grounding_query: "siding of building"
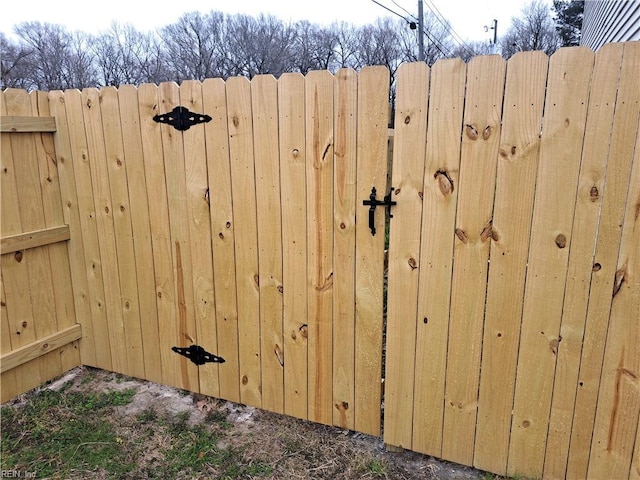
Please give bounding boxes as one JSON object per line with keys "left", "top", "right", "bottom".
{"left": 581, "top": 0, "right": 640, "bottom": 49}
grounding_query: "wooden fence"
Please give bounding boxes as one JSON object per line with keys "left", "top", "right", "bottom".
{"left": 1, "top": 42, "right": 639, "bottom": 479}
{"left": 385, "top": 42, "right": 640, "bottom": 479}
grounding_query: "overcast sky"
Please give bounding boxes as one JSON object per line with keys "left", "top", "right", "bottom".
{"left": 1, "top": 0, "right": 550, "bottom": 44}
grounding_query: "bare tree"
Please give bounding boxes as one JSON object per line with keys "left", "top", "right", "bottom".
{"left": 329, "top": 22, "right": 361, "bottom": 70}
{"left": 450, "top": 40, "right": 495, "bottom": 62}
{"left": 1, "top": 32, "right": 35, "bottom": 89}
{"left": 500, "top": 0, "right": 561, "bottom": 58}
{"left": 92, "top": 23, "right": 166, "bottom": 86}
{"left": 291, "top": 21, "right": 336, "bottom": 74}
{"left": 225, "top": 14, "right": 297, "bottom": 78}
{"left": 12, "top": 22, "right": 96, "bottom": 90}
{"left": 160, "top": 11, "right": 228, "bottom": 82}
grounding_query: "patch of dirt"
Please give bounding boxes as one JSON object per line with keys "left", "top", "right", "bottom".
{"left": 5, "top": 366, "right": 492, "bottom": 479}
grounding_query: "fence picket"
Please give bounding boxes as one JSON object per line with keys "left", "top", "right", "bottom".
{"left": 180, "top": 80, "right": 219, "bottom": 397}
{"left": 118, "top": 84, "right": 163, "bottom": 385}
{"left": 227, "top": 77, "right": 262, "bottom": 408}
{"left": 585, "top": 41, "right": 640, "bottom": 480}
{"left": 99, "top": 86, "right": 146, "bottom": 380}
{"left": 279, "top": 73, "right": 309, "bottom": 420}
{"left": 473, "top": 51, "right": 548, "bottom": 475}
{"left": 384, "top": 61, "right": 430, "bottom": 450}
{"left": 441, "top": 55, "right": 506, "bottom": 466}
{"left": 253, "top": 74, "right": 285, "bottom": 414}
{"left": 333, "top": 68, "right": 358, "bottom": 431}
{"left": 508, "top": 47, "right": 595, "bottom": 477}
{"left": 353, "top": 65, "right": 389, "bottom": 436}
{"left": 411, "top": 58, "right": 466, "bottom": 458}
{"left": 202, "top": 78, "right": 241, "bottom": 403}
{"left": 305, "top": 70, "right": 335, "bottom": 425}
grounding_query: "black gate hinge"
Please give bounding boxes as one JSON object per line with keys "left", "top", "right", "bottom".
{"left": 172, "top": 344, "right": 225, "bottom": 365}
{"left": 153, "top": 106, "right": 212, "bottom": 131}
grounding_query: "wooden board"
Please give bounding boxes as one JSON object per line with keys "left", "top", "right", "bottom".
{"left": 384, "top": 62, "right": 429, "bottom": 449}
{"left": 545, "top": 42, "right": 627, "bottom": 479}
{"left": 226, "top": 76, "right": 262, "bottom": 408}
{"left": 585, "top": 42, "right": 640, "bottom": 480}
{"left": 0, "top": 115, "right": 56, "bottom": 132}
{"left": 278, "top": 73, "right": 309, "bottom": 420}
{"left": 202, "top": 77, "right": 241, "bottom": 403}
{"left": 99, "top": 86, "right": 145, "bottom": 380}
{"left": 306, "top": 70, "right": 335, "bottom": 425}
{"left": 441, "top": 55, "right": 506, "bottom": 466}
{"left": 81, "top": 88, "right": 127, "bottom": 375}
{"left": 180, "top": 80, "right": 219, "bottom": 397}
{"left": 473, "top": 51, "right": 548, "bottom": 475}
{"left": 157, "top": 81, "right": 199, "bottom": 393}
{"left": 29, "top": 90, "right": 77, "bottom": 362}
{"left": 137, "top": 83, "right": 179, "bottom": 388}
{"left": 0, "top": 324, "right": 82, "bottom": 373}
{"left": 5, "top": 89, "right": 59, "bottom": 385}
{"left": 353, "top": 65, "right": 389, "bottom": 436}
{"left": 1, "top": 226, "right": 70, "bottom": 254}
{"left": 252, "top": 74, "right": 285, "bottom": 414}
{"left": 507, "top": 47, "right": 595, "bottom": 477}
{"left": 411, "top": 57, "right": 466, "bottom": 458}
{"left": 333, "top": 68, "right": 357, "bottom": 431}
{"left": 48, "top": 89, "right": 95, "bottom": 368}
{"left": 117, "top": 84, "right": 163, "bottom": 385}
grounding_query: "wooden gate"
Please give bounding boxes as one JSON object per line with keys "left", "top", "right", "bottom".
{"left": 383, "top": 43, "right": 640, "bottom": 479}
{"left": 27, "top": 66, "right": 391, "bottom": 436}
{"left": 1, "top": 91, "right": 82, "bottom": 402}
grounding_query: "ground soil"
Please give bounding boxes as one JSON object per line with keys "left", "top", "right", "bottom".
{"left": 3, "top": 366, "right": 495, "bottom": 479}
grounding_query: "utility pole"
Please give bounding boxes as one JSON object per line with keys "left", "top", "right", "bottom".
{"left": 489, "top": 19, "right": 497, "bottom": 53}
{"left": 418, "top": 0, "right": 424, "bottom": 61}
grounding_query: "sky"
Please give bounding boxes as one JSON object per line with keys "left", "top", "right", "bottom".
{"left": 0, "top": 0, "right": 550, "bottom": 44}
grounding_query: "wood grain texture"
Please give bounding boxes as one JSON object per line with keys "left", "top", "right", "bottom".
{"left": 353, "top": 65, "right": 389, "bottom": 436}
{"left": 118, "top": 84, "right": 163, "bottom": 385}
{"left": 227, "top": 77, "right": 262, "bottom": 408}
{"left": 508, "top": 47, "right": 595, "bottom": 478}
{"left": 180, "top": 80, "right": 219, "bottom": 397}
{"left": 203, "top": 78, "right": 241, "bottom": 403}
{"left": 253, "top": 74, "right": 284, "bottom": 414}
{"left": 384, "top": 62, "right": 429, "bottom": 450}
{"left": 0, "top": 115, "right": 56, "bottom": 132}
{"left": 278, "top": 73, "right": 309, "bottom": 420}
{"left": 473, "top": 51, "right": 547, "bottom": 475}
{"left": 411, "top": 57, "right": 466, "bottom": 459}
{"left": 306, "top": 70, "right": 335, "bottom": 426}
{"left": 333, "top": 68, "right": 357, "bottom": 431}
{"left": 586, "top": 41, "right": 640, "bottom": 480}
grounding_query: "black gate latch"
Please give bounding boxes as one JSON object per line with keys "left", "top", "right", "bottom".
{"left": 172, "top": 345, "right": 225, "bottom": 366}
{"left": 362, "top": 186, "right": 396, "bottom": 236}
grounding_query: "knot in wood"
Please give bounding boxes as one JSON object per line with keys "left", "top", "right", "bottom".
{"left": 555, "top": 234, "right": 567, "bottom": 249}
{"left": 465, "top": 124, "right": 478, "bottom": 140}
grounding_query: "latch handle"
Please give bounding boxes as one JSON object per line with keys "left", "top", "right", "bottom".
{"left": 362, "top": 186, "right": 396, "bottom": 236}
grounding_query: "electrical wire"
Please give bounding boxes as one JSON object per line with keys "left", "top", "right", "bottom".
{"left": 370, "top": 0, "right": 450, "bottom": 58}
{"left": 422, "top": 0, "right": 476, "bottom": 55}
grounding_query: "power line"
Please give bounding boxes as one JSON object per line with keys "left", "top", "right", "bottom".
{"left": 370, "top": 0, "right": 413, "bottom": 23}
{"left": 370, "top": 0, "right": 450, "bottom": 58}
{"left": 422, "top": 0, "right": 476, "bottom": 56}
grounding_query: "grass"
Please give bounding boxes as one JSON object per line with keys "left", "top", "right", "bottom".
{"left": 1, "top": 367, "right": 496, "bottom": 479}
